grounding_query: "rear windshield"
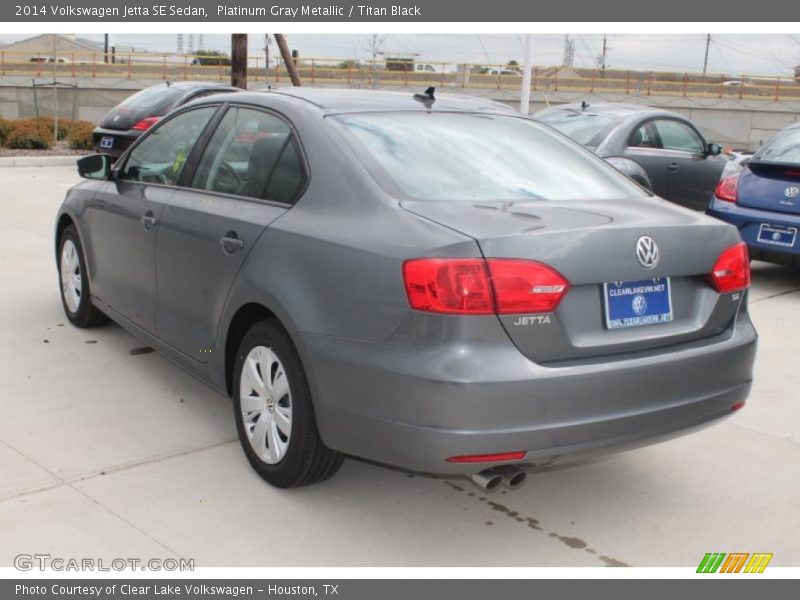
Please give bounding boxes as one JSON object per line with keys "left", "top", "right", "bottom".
{"left": 536, "top": 109, "right": 621, "bottom": 147}
{"left": 119, "top": 85, "right": 185, "bottom": 111}
{"left": 336, "top": 112, "right": 645, "bottom": 202}
{"left": 753, "top": 127, "right": 800, "bottom": 165}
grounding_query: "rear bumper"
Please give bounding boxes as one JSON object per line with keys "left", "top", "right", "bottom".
{"left": 302, "top": 310, "right": 757, "bottom": 474}
{"left": 708, "top": 198, "right": 800, "bottom": 264}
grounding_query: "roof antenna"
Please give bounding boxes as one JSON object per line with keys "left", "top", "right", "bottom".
{"left": 581, "top": 100, "right": 589, "bottom": 111}
{"left": 413, "top": 86, "right": 436, "bottom": 108}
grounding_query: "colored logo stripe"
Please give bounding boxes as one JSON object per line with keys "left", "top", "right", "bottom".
{"left": 697, "top": 552, "right": 773, "bottom": 573}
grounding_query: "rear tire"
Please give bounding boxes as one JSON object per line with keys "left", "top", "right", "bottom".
{"left": 58, "top": 225, "right": 109, "bottom": 328}
{"left": 233, "top": 319, "right": 343, "bottom": 488}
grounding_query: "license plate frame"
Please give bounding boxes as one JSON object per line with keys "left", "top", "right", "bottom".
{"left": 757, "top": 223, "right": 797, "bottom": 248}
{"left": 99, "top": 136, "right": 114, "bottom": 150}
{"left": 604, "top": 277, "right": 673, "bottom": 330}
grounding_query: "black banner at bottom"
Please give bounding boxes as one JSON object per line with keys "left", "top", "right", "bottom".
{"left": 3, "top": 579, "right": 797, "bottom": 600}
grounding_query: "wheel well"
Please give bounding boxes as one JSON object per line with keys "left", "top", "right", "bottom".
{"left": 55, "top": 214, "right": 75, "bottom": 258}
{"left": 225, "top": 303, "right": 277, "bottom": 395}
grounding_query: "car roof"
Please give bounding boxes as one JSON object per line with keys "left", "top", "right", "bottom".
{"left": 259, "top": 87, "right": 520, "bottom": 116}
{"left": 541, "top": 102, "right": 681, "bottom": 119}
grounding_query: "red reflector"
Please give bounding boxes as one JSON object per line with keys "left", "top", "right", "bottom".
{"left": 731, "top": 401, "right": 746, "bottom": 412}
{"left": 714, "top": 174, "right": 739, "bottom": 203}
{"left": 446, "top": 451, "right": 526, "bottom": 464}
{"left": 402, "top": 258, "right": 570, "bottom": 316}
{"left": 487, "top": 259, "right": 570, "bottom": 314}
{"left": 131, "top": 116, "right": 161, "bottom": 131}
{"left": 403, "top": 259, "right": 494, "bottom": 315}
{"left": 706, "top": 242, "right": 750, "bottom": 293}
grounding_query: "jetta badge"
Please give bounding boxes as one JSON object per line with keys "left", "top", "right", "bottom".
{"left": 785, "top": 186, "right": 800, "bottom": 198}
{"left": 636, "top": 236, "right": 659, "bottom": 269}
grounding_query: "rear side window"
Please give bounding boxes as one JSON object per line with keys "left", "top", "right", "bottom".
{"left": 119, "top": 107, "right": 216, "bottom": 185}
{"left": 754, "top": 127, "right": 800, "bottom": 165}
{"left": 337, "top": 112, "right": 644, "bottom": 202}
{"left": 190, "top": 106, "right": 305, "bottom": 203}
{"left": 536, "top": 109, "right": 620, "bottom": 147}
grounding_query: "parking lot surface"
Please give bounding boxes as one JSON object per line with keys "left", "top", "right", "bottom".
{"left": 1, "top": 165, "right": 799, "bottom": 567}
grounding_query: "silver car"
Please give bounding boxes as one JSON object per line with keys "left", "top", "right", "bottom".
{"left": 56, "top": 89, "right": 757, "bottom": 489}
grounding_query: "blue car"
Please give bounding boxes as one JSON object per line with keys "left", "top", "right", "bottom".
{"left": 708, "top": 123, "right": 800, "bottom": 266}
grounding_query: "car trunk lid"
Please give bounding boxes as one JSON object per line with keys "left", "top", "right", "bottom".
{"left": 736, "top": 161, "right": 800, "bottom": 216}
{"left": 401, "top": 198, "right": 743, "bottom": 363}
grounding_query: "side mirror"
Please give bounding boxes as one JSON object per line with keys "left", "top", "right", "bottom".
{"left": 707, "top": 143, "right": 722, "bottom": 157}
{"left": 77, "top": 154, "right": 111, "bottom": 180}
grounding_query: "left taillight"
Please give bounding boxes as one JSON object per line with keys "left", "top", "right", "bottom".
{"left": 131, "top": 116, "right": 161, "bottom": 131}
{"left": 706, "top": 242, "right": 750, "bottom": 293}
{"left": 714, "top": 174, "right": 739, "bottom": 203}
{"left": 402, "top": 258, "right": 570, "bottom": 316}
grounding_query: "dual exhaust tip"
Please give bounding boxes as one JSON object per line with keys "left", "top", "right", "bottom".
{"left": 470, "top": 465, "right": 527, "bottom": 492}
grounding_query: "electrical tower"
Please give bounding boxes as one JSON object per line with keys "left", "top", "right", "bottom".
{"left": 177, "top": 34, "right": 184, "bottom": 53}
{"left": 562, "top": 35, "right": 575, "bottom": 67}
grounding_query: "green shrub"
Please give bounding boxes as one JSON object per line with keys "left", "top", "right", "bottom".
{"left": 5, "top": 121, "right": 52, "bottom": 150}
{"left": 66, "top": 120, "right": 95, "bottom": 150}
{"left": 0, "top": 118, "right": 13, "bottom": 147}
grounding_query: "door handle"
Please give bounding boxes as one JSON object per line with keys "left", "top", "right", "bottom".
{"left": 220, "top": 233, "right": 244, "bottom": 255}
{"left": 140, "top": 213, "right": 157, "bottom": 230}
{"left": 667, "top": 162, "right": 679, "bottom": 171}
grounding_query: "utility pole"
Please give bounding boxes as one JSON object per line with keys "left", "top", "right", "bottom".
{"left": 274, "top": 34, "right": 301, "bottom": 86}
{"left": 601, "top": 35, "right": 608, "bottom": 78}
{"left": 702, "top": 34, "right": 711, "bottom": 76}
{"left": 231, "top": 34, "right": 248, "bottom": 89}
{"left": 104, "top": 34, "right": 109, "bottom": 63}
{"left": 520, "top": 34, "right": 533, "bottom": 115}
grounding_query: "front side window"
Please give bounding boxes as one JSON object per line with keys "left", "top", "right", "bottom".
{"left": 337, "top": 112, "right": 645, "bottom": 202}
{"left": 190, "top": 106, "right": 305, "bottom": 203}
{"left": 119, "top": 107, "right": 216, "bottom": 185}
{"left": 652, "top": 119, "right": 705, "bottom": 154}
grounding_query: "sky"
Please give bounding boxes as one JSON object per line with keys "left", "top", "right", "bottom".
{"left": 1, "top": 33, "right": 800, "bottom": 76}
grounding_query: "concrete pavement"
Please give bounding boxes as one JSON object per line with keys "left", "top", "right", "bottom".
{"left": 0, "top": 166, "right": 798, "bottom": 567}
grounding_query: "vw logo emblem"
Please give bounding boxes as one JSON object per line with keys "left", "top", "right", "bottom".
{"left": 632, "top": 295, "right": 648, "bottom": 316}
{"left": 785, "top": 186, "right": 800, "bottom": 198}
{"left": 636, "top": 236, "right": 659, "bottom": 269}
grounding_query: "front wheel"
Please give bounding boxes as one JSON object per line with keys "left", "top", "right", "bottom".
{"left": 233, "top": 319, "right": 343, "bottom": 488}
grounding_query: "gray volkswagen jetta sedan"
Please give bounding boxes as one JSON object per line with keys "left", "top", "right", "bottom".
{"left": 56, "top": 88, "right": 757, "bottom": 489}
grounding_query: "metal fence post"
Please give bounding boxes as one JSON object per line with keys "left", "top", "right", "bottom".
{"left": 775, "top": 77, "right": 781, "bottom": 102}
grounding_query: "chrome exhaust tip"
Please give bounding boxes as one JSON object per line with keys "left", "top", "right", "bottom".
{"left": 494, "top": 465, "right": 527, "bottom": 489}
{"left": 469, "top": 468, "right": 504, "bottom": 492}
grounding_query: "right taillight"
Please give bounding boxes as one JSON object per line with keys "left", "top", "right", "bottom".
{"left": 714, "top": 174, "right": 739, "bottom": 203}
{"left": 402, "top": 258, "right": 569, "bottom": 315}
{"left": 706, "top": 242, "right": 750, "bottom": 293}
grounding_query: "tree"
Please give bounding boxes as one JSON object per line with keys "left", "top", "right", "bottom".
{"left": 192, "top": 49, "right": 231, "bottom": 66}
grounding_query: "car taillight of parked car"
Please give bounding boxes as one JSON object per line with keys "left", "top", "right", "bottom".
{"left": 706, "top": 242, "right": 750, "bottom": 293}
{"left": 402, "top": 258, "right": 570, "bottom": 315}
{"left": 131, "top": 116, "right": 162, "bottom": 131}
{"left": 714, "top": 174, "right": 740, "bottom": 203}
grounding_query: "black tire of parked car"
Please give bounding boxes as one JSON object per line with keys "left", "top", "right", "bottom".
{"left": 233, "top": 319, "right": 344, "bottom": 487}
{"left": 58, "top": 225, "right": 110, "bottom": 328}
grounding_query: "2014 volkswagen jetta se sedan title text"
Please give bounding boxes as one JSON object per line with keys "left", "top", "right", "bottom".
{"left": 55, "top": 89, "right": 757, "bottom": 489}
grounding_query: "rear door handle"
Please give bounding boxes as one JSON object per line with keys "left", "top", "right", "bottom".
{"left": 140, "top": 213, "right": 157, "bottom": 230}
{"left": 220, "top": 233, "right": 244, "bottom": 255}
{"left": 667, "top": 162, "right": 679, "bottom": 171}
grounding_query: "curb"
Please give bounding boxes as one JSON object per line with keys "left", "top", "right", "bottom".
{"left": 0, "top": 156, "right": 80, "bottom": 168}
